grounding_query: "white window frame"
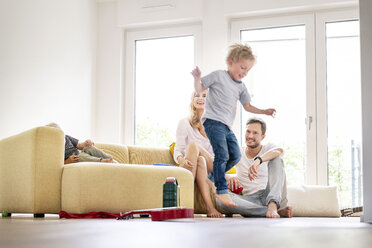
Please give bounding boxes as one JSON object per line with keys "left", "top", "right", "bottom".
{"left": 230, "top": 13, "right": 317, "bottom": 184}
{"left": 315, "top": 8, "right": 359, "bottom": 185}
{"left": 123, "top": 25, "right": 202, "bottom": 145}
{"left": 230, "top": 8, "right": 359, "bottom": 185}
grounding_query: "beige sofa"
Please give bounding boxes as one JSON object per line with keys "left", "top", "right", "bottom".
{"left": 0, "top": 126, "right": 342, "bottom": 217}
{"left": 0, "top": 126, "right": 207, "bottom": 215}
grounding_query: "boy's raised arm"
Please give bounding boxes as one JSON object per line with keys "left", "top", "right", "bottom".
{"left": 191, "top": 66, "right": 206, "bottom": 93}
{"left": 243, "top": 102, "right": 276, "bottom": 117}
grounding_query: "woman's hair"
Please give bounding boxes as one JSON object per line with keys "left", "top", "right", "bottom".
{"left": 226, "top": 43, "right": 256, "bottom": 64}
{"left": 188, "top": 92, "right": 201, "bottom": 129}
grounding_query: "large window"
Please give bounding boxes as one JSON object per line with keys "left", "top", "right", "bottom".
{"left": 134, "top": 36, "right": 194, "bottom": 146}
{"left": 240, "top": 25, "right": 307, "bottom": 186}
{"left": 325, "top": 20, "right": 361, "bottom": 208}
{"left": 232, "top": 14, "right": 316, "bottom": 185}
{"left": 125, "top": 26, "right": 201, "bottom": 147}
{"left": 232, "top": 9, "right": 361, "bottom": 208}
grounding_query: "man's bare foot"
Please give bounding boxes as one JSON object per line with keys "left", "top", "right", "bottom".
{"left": 266, "top": 201, "right": 280, "bottom": 218}
{"left": 206, "top": 207, "right": 224, "bottom": 218}
{"left": 215, "top": 193, "right": 237, "bottom": 207}
{"left": 278, "top": 206, "right": 293, "bottom": 218}
{"left": 101, "top": 158, "right": 113, "bottom": 163}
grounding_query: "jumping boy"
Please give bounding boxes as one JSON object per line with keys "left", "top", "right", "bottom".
{"left": 191, "top": 43, "right": 276, "bottom": 207}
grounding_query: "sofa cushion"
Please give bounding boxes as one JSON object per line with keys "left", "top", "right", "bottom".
{"left": 96, "top": 143, "right": 129, "bottom": 164}
{"left": 61, "top": 163, "right": 194, "bottom": 213}
{"left": 287, "top": 185, "right": 341, "bottom": 217}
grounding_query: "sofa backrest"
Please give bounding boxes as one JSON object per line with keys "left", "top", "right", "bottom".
{"left": 127, "top": 146, "right": 176, "bottom": 165}
{"left": 96, "top": 143, "right": 130, "bottom": 164}
{"left": 96, "top": 144, "right": 176, "bottom": 166}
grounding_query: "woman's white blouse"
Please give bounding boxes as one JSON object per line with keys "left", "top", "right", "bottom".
{"left": 173, "top": 118, "right": 214, "bottom": 163}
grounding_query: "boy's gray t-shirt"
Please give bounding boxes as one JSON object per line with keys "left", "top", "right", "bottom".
{"left": 201, "top": 70, "right": 251, "bottom": 129}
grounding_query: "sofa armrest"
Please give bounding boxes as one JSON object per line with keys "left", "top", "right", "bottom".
{"left": 0, "top": 126, "right": 65, "bottom": 214}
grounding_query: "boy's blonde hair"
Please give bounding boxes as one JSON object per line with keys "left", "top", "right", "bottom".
{"left": 226, "top": 43, "right": 255, "bottom": 64}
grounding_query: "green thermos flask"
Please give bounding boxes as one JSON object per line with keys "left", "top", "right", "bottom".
{"left": 163, "top": 177, "right": 179, "bottom": 208}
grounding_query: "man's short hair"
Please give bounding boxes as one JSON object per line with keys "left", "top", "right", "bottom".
{"left": 246, "top": 118, "right": 266, "bottom": 135}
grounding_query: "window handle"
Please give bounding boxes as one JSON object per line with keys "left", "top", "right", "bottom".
{"left": 306, "top": 116, "right": 313, "bottom": 131}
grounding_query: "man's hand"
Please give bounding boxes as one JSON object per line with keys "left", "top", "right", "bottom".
{"left": 226, "top": 175, "right": 241, "bottom": 191}
{"left": 64, "top": 154, "right": 79, "bottom": 164}
{"left": 248, "top": 159, "right": 261, "bottom": 181}
{"left": 191, "top": 66, "right": 201, "bottom": 80}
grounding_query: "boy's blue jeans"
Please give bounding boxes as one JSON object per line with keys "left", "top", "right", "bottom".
{"left": 203, "top": 118, "right": 241, "bottom": 194}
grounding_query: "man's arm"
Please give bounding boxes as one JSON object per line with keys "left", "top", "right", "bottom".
{"left": 260, "top": 148, "right": 283, "bottom": 162}
{"left": 243, "top": 102, "right": 276, "bottom": 117}
{"left": 191, "top": 66, "right": 206, "bottom": 93}
{"left": 248, "top": 147, "right": 283, "bottom": 181}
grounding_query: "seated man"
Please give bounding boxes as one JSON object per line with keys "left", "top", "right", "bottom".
{"left": 217, "top": 117, "right": 292, "bottom": 218}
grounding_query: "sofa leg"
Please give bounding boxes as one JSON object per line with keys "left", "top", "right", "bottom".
{"left": 2, "top": 212, "right": 11, "bottom": 217}
{"left": 34, "top": 213, "right": 45, "bottom": 218}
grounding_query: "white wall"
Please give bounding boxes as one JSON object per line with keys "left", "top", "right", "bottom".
{"left": 360, "top": 0, "right": 372, "bottom": 223}
{"left": 117, "top": 0, "right": 203, "bottom": 28}
{"left": 0, "top": 0, "right": 97, "bottom": 140}
{"left": 95, "top": 1, "right": 122, "bottom": 143}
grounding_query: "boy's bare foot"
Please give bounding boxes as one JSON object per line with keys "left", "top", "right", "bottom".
{"left": 278, "top": 206, "right": 293, "bottom": 218}
{"left": 215, "top": 193, "right": 237, "bottom": 207}
{"left": 266, "top": 201, "right": 280, "bottom": 218}
{"left": 207, "top": 207, "right": 224, "bottom": 218}
{"left": 101, "top": 158, "right": 113, "bottom": 163}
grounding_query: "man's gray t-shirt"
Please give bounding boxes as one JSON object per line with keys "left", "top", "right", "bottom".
{"left": 201, "top": 70, "right": 251, "bottom": 129}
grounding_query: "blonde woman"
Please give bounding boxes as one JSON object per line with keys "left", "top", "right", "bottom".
{"left": 174, "top": 90, "right": 223, "bottom": 218}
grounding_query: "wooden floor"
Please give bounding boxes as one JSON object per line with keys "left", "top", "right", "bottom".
{"left": 1, "top": 214, "right": 372, "bottom": 248}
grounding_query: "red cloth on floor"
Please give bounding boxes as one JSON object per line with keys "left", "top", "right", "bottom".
{"left": 59, "top": 211, "right": 120, "bottom": 219}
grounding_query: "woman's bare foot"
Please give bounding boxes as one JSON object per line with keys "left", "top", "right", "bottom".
{"left": 215, "top": 193, "right": 237, "bottom": 207}
{"left": 206, "top": 207, "right": 224, "bottom": 218}
{"left": 266, "top": 201, "right": 280, "bottom": 218}
{"left": 278, "top": 206, "right": 293, "bottom": 218}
